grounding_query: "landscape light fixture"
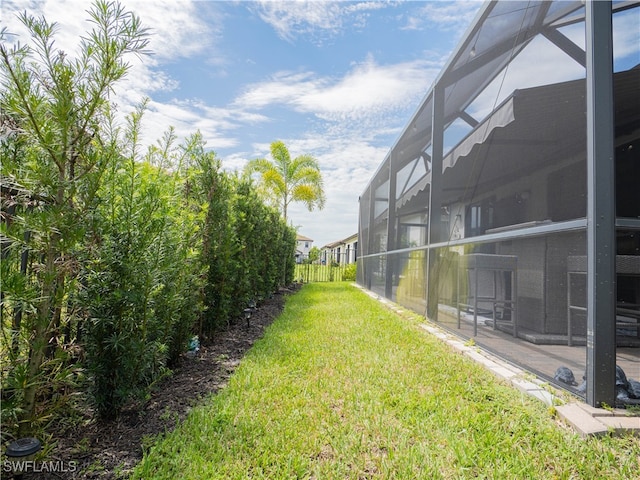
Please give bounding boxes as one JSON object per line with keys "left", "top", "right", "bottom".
{"left": 5, "top": 437, "right": 41, "bottom": 478}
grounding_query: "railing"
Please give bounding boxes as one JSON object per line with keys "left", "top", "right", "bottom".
{"left": 294, "top": 263, "right": 351, "bottom": 283}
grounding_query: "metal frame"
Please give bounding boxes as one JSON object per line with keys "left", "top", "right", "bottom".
{"left": 358, "top": 0, "right": 639, "bottom": 408}
{"left": 585, "top": 0, "right": 616, "bottom": 408}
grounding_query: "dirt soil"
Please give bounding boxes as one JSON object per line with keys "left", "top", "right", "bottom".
{"left": 21, "top": 286, "right": 298, "bottom": 480}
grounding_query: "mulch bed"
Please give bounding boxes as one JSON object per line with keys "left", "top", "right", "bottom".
{"left": 20, "top": 286, "right": 298, "bottom": 480}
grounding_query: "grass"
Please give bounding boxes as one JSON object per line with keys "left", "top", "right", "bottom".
{"left": 132, "top": 283, "right": 640, "bottom": 479}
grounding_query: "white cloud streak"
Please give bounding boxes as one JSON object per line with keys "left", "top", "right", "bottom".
{"left": 402, "top": 0, "right": 482, "bottom": 33}
{"left": 251, "top": 0, "right": 389, "bottom": 44}
{"left": 234, "top": 55, "right": 440, "bottom": 124}
{"left": 2, "top": 0, "right": 216, "bottom": 61}
{"left": 2, "top": 0, "right": 235, "bottom": 147}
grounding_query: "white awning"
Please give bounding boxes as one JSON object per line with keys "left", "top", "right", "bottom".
{"left": 443, "top": 97, "right": 516, "bottom": 172}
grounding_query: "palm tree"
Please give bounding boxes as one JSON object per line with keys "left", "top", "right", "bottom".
{"left": 245, "top": 140, "right": 325, "bottom": 221}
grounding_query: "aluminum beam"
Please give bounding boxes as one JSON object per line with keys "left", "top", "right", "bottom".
{"left": 585, "top": 0, "right": 616, "bottom": 408}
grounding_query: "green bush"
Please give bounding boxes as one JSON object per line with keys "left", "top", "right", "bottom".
{"left": 343, "top": 263, "right": 357, "bottom": 281}
{"left": 1, "top": 0, "right": 151, "bottom": 434}
{"left": 0, "top": 0, "right": 298, "bottom": 432}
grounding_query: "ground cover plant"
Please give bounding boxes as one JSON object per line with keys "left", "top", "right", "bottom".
{"left": 133, "top": 283, "right": 640, "bottom": 479}
{"left": 37, "top": 289, "right": 294, "bottom": 479}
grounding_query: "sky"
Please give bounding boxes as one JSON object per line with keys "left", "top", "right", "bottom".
{"left": 3, "top": 1, "right": 638, "bottom": 248}
{"left": 2, "top": 0, "right": 486, "bottom": 247}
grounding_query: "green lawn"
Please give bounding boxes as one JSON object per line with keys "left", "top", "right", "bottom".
{"left": 132, "top": 283, "right": 640, "bottom": 479}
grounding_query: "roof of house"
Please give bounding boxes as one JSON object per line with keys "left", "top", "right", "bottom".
{"left": 296, "top": 234, "right": 313, "bottom": 242}
{"left": 321, "top": 233, "right": 358, "bottom": 249}
{"left": 341, "top": 232, "right": 358, "bottom": 244}
{"left": 322, "top": 240, "right": 342, "bottom": 249}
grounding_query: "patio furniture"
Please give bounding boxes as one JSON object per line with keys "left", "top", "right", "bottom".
{"left": 457, "top": 254, "right": 518, "bottom": 337}
{"left": 567, "top": 255, "right": 640, "bottom": 346}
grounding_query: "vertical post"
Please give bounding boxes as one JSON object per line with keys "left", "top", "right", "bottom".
{"left": 367, "top": 186, "right": 375, "bottom": 289}
{"left": 427, "top": 88, "right": 445, "bottom": 320}
{"left": 585, "top": 0, "right": 616, "bottom": 408}
{"left": 385, "top": 157, "right": 397, "bottom": 299}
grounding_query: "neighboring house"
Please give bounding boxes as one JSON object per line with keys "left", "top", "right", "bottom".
{"left": 321, "top": 233, "right": 358, "bottom": 265}
{"left": 295, "top": 234, "right": 313, "bottom": 263}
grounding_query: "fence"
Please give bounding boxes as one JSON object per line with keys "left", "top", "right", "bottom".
{"left": 294, "top": 263, "right": 351, "bottom": 283}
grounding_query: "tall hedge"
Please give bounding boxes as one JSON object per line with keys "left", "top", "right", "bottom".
{"left": 1, "top": 1, "right": 297, "bottom": 430}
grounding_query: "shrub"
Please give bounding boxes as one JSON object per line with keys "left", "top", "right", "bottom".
{"left": 343, "top": 263, "right": 357, "bottom": 281}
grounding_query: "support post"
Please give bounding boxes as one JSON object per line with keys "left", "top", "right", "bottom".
{"left": 585, "top": 0, "right": 616, "bottom": 408}
{"left": 366, "top": 186, "right": 375, "bottom": 290}
{"left": 427, "top": 88, "right": 445, "bottom": 321}
{"left": 385, "top": 157, "right": 397, "bottom": 299}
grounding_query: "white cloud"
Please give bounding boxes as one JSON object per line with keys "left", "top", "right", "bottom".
{"left": 234, "top": 55, "right": 439, "bottom": 126}
{"left": 3, "top": 0, "right": 89, "bottom": 57}
{"left": 5, "top": 0, "right": 636, "bottom": 250}
{"left": 3, "top": 0, "right": 240, "bottom": 151}
{"left": 2, "top": 1, "right": 220, "bottom": 98}
{"left": 613, "top": 9, "right": 640, "bottom": 62}
{"left": 127, "top": 97, "right": 272, "bottom": 153}
{"left": 125, "top": 1, "right": 219, "bottom": 61}
{"left": 288, "top": 147, "right": 387, "bottom": 247}
{"left": 404, "top": 0, "right": 483, "bottom": 33}
{"left": 299, "top": 56, "right": 438, "bottom": 121}
{"left": 252, "top": 1, "right": 342, "bottom": 41}
{"left": 233, "top": 71, "right": 321, "bottom": 109}
{"left": 3, "top": 0, "right": 437, "bottom": 168}
{"left": 2, "top": 0, "right": 217, "bottom": 61}
{"left": 251, "top": 0, "right": 388, "bottom": 44}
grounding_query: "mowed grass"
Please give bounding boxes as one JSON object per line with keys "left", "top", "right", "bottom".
{"left": 132, "top": 283, "right": 640, "bottom": 479}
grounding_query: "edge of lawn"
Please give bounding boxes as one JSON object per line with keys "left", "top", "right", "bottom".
{"left": 130, "top": 282, "right": 640, "bottom": 480}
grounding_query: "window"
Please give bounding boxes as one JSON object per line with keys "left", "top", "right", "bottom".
{"left": 466, "top": 200, "right": 494, "bottom": 237}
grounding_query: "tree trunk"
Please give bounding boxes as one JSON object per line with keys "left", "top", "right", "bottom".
{"left": 19, "top": 238, "right": 62, "bottom": 436}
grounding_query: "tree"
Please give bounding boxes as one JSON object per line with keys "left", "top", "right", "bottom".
{"left": 307, "top": 246, "right": 321, "bottom": 264}
{"left": 244, "top": 140, "right": 326, "bottom": 221}
{"left": 0, "top": 0, "right": 149, "bottom": 434}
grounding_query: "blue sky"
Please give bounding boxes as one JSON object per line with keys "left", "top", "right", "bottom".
{"left": 3, "top": 0, "right": 485, "bottom": 247}
{"left": 5, "top": 1, "right": 637, "bottom": 248}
